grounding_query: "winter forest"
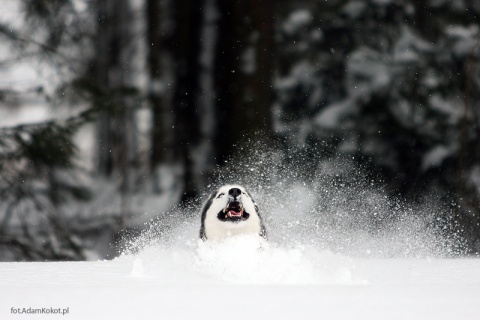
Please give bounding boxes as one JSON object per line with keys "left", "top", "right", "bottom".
{"left": 0, "top": 0, "right": 479, "bottom": 261}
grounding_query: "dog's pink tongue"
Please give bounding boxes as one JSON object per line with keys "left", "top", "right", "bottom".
{"left": 229, "top": 209, "right": 242, "bottom": 217}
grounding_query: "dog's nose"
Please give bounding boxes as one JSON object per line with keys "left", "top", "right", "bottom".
{"left": 228, "top": 188, "right": 241, "bottom": 199}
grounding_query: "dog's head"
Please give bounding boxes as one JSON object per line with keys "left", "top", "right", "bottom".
{"left": 208, "top": 185, "right": 258, "bottom": 222}
{"left": 200, "top": 184, "right": 265, "bottom": 240}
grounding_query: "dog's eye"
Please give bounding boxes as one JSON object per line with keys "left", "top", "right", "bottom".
{"left": 216, "top": 193, "right": 225, "bottom": 198}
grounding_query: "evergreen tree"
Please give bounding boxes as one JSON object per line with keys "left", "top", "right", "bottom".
{"left": 0, "top": 0, "right": 94, "bottom": 260}
{"left": 276, "top": 0, "right": 480, "bottom": 252}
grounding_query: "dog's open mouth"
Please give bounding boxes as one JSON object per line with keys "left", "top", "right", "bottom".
{"left": 217, "top": 201, "right": 250, "bottom": 222}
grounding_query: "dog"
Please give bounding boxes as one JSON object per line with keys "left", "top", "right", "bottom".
{"left": 199, "top": 185, "right": 267, "bottom": 241}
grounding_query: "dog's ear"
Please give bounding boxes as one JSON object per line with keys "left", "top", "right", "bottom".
{"left": 245, "top": 191, "right": 259, "bottom": 212}
{"left": 199, "top": 191, "right": 217, "bottom": 240}
{"left": 244, "top": 190, "right": 266, "bottom": 239}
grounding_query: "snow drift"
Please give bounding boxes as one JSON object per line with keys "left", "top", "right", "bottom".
{"left": 1, "top": 144, "right": 478, "bottom": 320}
{"left": 120, "top": 142, "right": 465, "bottom": 285}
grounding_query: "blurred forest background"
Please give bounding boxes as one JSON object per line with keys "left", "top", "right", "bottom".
{"left": 0, "top": 0, "right": 479, "bottom": 261}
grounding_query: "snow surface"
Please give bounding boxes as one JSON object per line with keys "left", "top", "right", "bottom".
{"left": 1, "top": 237, "right": 480, "bottom": 320}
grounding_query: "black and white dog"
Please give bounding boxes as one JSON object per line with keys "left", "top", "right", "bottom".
{"left": 199, "top": 185, "right": 267, "bottom": 241}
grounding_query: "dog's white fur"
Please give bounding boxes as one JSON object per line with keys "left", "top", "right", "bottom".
{"left": 200, "top": 184, "right": 266, "bottom": 241}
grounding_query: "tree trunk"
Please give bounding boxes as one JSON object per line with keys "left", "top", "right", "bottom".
{"left": 214, "top": 0, "right": 275, "bottom": 164}
{"left": 146, "top": 0, "right": 177, "bottom": 193}
{"left": 94, "top": 0, "right": 133, "bottom": 177}
{"left": 172, "top": 0, "right": 204, "bottom": 201}
{"left": 147, "top": 0, "right": 175, "bottom": 171}
{"left": 93, "top": 0, "right": 135, "bottom": 229}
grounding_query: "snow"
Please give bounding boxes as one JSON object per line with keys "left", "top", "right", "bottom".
{"left": 468, "top": 166, "right": 480, "bottom": 196}
{"left": 0, "top": 125, "right": 478, "bottom": 319}
{"left": 1, "top": 239, "right": 480, "bottom": 320}
{"left": 283, "top": 9, "right": 313, "bottom": 35}
{"left": 2, "top": 144, "right": 474, "bottom": 318}
{"left": 428, "top": 94, "right": 463, "bottom": 121}
{"left": 342, "top": 1, "right": 367, "bottom": 19}
{"left": 2, "top": 147, "right": 477, "bottom": 318}
{"left": 2, "top": 4, "right": 480, "bottom": 316}
{"left": 422, "top": 145, "right": 455, "bottom": 171}
{"left": 315, "top": 98, "right": 356, "bottom": 130}
{"left": 348, "top": 47, "right": 392, "bottom": 94}
{"left": 391, "top": 26, "right": 434, "bottom": 65}
{"left": 445, "top": 25, "right": 479, "bottom": 56}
